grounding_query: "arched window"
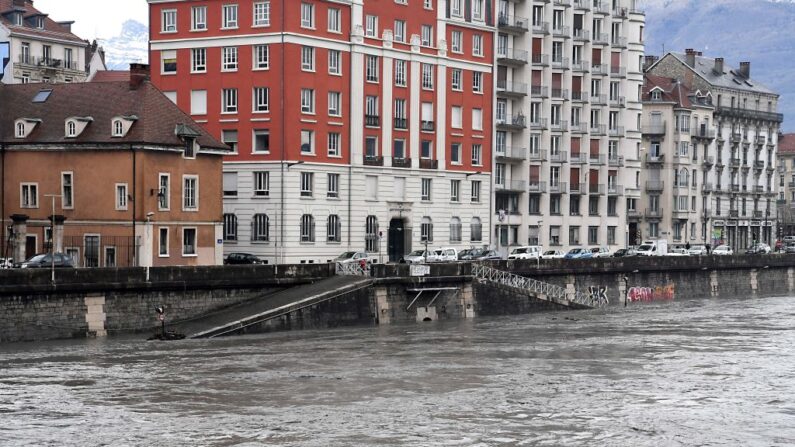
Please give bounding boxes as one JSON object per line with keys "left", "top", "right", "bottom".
{"left": 680, "top": 168, "right": 689, "bottom": 187}
{"left": 449, "top": 217, "right": 462, "bottom": 242}
{"left": 365, "top": 215, "right": 378, "bottom": 252}
{"left": 66, "top": 120, "right": 77, "bottom": 137}
{"left": 470, "top": 217, "right": 482, "bottom": 242}
{"left": 420, "top": 216, "right": 433, "bottom": 242}
{"left": 252, "top": 213, "right": 269, "bottom": 242}
{"left": 15, "top": 122, "right": 25, "bottom": 138}
{"left": 327, "top": 214, "right": 341, "bottom": 242}
{"left": 223, "top": 213, "right": 238, "bottom": 241}
{"left": 112, "top": 119, "right": 124, "bottom": 137}
{"left": 300, "top": 214, "right": 315, "bottom": 242}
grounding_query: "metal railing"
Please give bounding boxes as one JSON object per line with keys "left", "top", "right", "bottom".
{"left": 472, "top": 264, "right": 599, "bottom": 308}
{"left": 335, "top": 262, "right": 370, "bottom": 276}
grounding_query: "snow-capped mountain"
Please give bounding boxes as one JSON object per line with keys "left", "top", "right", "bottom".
{"left": 100, "top": 20, "right": 148, "bottom": 70}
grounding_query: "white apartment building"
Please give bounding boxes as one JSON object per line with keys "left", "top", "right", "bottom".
{"left": 493, "top": 0, "right": 645, "bottom": 256}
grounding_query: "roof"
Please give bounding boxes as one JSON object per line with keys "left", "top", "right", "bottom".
{"left": 0, "top": 80, "right": 228, "bottom": 151}
{"left": 642, "top": 73, "right": 713, "bottom": 109}
{"left": 665, "top": 52, "right": 777, "bottom": 96}
{"left": 90, "top": 70, "right": 129, "bottom": 83}
{"left": 0, "top": 0, "right": 86, "bottom": 45}
{"left": 779, "top": 134, "right": 795, "bottom": 155}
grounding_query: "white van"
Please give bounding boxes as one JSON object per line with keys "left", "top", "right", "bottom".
{"left": 426, "top": 247, "right": 459, "bottom": 262}
{"left": 636, "top": 240, "right": 668, "bottom": 256}
{"left": 507, "top": 246, "right": 542, "bottom": 260}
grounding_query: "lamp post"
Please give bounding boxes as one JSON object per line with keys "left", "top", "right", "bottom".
{"left": 44, "top": 194, "right": 60, "bottom": 284}
{"left": 537, "top": 220, "right": 543, "bottom": 268}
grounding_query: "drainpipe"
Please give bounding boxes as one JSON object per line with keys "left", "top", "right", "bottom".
{"left": 1, "top": 143, "right": 5, "bottom": 260}
{"left": 279, "top": 4, "right": 286, "bottom": 265}
{"left": 131, "top": 144, "right": 136, "bottom": 266}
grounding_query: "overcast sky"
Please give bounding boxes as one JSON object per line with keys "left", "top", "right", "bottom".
{"left": 35, "top": 0, "right": 148, "bottom": 41}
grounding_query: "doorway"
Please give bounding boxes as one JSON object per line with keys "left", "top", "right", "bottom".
{"left": 25, "top": 235, "right": 36, "bottom": 259}
{"left": 388, "top": 218, "right": 406, "bottom": 262}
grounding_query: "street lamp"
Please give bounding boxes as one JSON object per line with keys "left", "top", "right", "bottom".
{"left": 537, "top": 220, "right": 543, "bottom": 268}
{"left": 44, "top": 193, "right": 60, "bottom": 284}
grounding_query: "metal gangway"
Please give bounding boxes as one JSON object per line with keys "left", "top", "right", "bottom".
{"left": 472, "top": 264, "right": 602, "bottom": 308}
{"left": 335, "top": 262, "right": 370, "bottom": 276}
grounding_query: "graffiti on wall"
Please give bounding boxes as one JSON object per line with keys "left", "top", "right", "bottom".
{"left": 588, "top": 286, "right": 609, "bottom": 306}
{"left": 627, "top": 285, "right": 675, "bottom": 303}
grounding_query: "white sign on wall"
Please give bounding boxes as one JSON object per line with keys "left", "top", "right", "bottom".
{"left": 410, "top": 265, "right": 430, "bottom": 277}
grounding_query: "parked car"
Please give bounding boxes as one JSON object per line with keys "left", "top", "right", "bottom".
{"left": 540, "top": 249, "right": 566, "bottom": 259}
{"left": 612, "top": 248, "right": 637, "bottom": 257}
{"left": 507, "top": 246, "right": 542, "bottom": 260}
{"left": 636, "top": 239, "right": 668, "bottom": 256}
{"left": 469, "top": 249, "right": 502, "bottom": 261}
{"left": 688, "top": 245, "right": 708, "bottom": 256}
{"left": 589, "top": 247, "right": 612, "bottom": 258}
{"left": 403, "top": 250, "right": 428, "bottom": 264}
{"left": 16, "top": 253, "right": 75, "bottom": 269}
{"left": 786, "top": 242, "right": 795, "bottom": 254}
{"left": 713, "top": 245, "right": 734, "bottom": 256}
{"left": 0, "top": 257, "right": 12, "bottom": 269}
{"left": 426, "top": 247, "right": 459, "bottom": 263}
{"left": 746, "top": 243, "right": 771, "bottom": 255}
{"left": 335, "top": 251, "right": 377, "bottom": 265}
{"left": 224, "top": 252, "right": 264, "bottom": 265}
{"left": 564, "top": 248, "right": 591, "bottom": 259}
{"left": 666, "top": 248, "right": 689, "bottom": 256}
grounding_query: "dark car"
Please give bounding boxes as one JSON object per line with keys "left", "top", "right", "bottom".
{"left": 457, "top": 249, "right": 474, "bottom": 260}
{"left": 224, "top": 252, "right": 263, "bottom": 265}
{"left": 612, "top": 248, "right": 637, "bottom": 257}
{"left": 16, "top": 253, "right": 75, "bottom": 268}
{"left": 472, "top": 250, "right": 502, "bottom": 261}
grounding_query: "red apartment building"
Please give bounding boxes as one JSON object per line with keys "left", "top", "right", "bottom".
{"left": 148, "top": 0, "right": 495, "bottom": 264}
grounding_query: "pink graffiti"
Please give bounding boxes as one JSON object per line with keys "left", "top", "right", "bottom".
{"left": 627, "top": 285, "right": 675, "bottom": 303}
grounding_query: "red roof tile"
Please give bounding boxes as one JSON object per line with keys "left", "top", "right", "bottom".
{"left": 91, "top": 71, "right": 130, "bottom": 83}
{"left": 779, "top": 134, "right": 795, "bottom": 155}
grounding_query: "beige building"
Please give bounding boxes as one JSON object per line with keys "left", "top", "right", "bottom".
{"left": 776, "top": 133, "right": 795, "bottom": 237}
{"left": 648, "top": 51, "right": 783, "bottom": 250}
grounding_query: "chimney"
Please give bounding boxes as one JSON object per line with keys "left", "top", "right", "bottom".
{"left": 129, "top": 63, "right": 150, "bottom": 89}
{"left": 739, "top": 61, "right": 751, "bottom": 78}
{"left": 685, "top": 48, "right": 697, "bottom": 67}
{"left": 643, "top": 55, "right": 659, "bottom": 72}
{"left": 714, "top": 57, "right": 724, "bottom": 74}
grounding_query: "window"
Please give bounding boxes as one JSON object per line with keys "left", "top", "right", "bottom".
{"left": 328, "top": 50, "right": 341, "bottom": 75}
{"left": 161, "top": 50, "right": 177, "bottom": 74}
{"left": 66, "top": 120, "right": 76, "bottom": 137}
{"left": 253, "top": 87, "right": 269, "bottom": 112}
{"left": 191, "top": 48, "right": 207, "bottom": 72}
{"left": 301, "top": 46, "right": 315, "bottom": 71}
{"left": 421, "top": 178, "right": 432, "bottom": 201}
{"left": 366, "top": 56, "right": 379, "bottom": 82}
{"left": 471, "top": 144, "right": 482, "bottom": 166}
{"left": 451, "top": 69, "right": 462, "bottom": 90}
{"left": 365, "top": 216, "right": 379, "bottom": 252}
{"left": 253, "top": 214, "right": 270, "bottom": 241}
{"left": 301, "top": 89, "right": 315, "bottom": 114}
{"left": 222, "top": 47, "right": 238, "bottom": 71}
{"left": 328, "top": 132, "right": 341, "bottom": 157}
{"left": 64, "top": 49, "right": 73, "bottom": 69}
{"left": 328, "top": 8, "right": 341, "bottom": 32}
{"left": 394, "top": 20, "right": 406, "bottom": 42}
{"left": 327, "top": 215, "right": 341, "bottom": 242}
{"left": 253, "top": 45, "right": 269, "bottom": 69}
{"left": 365, "top": 95, "right": 379, "bottom": 125}
{"left": 300, "top": 172, "right": 314, "bottom": 197}
{"left": 20, "top": 183, "right": 37, "bottom": 208}
{"left": 450, "top": 217, "right": 462, "bottom": 242}
{"left": 471, "top": 217, "right": 482, "bottom": 242}
{"left": 473, "top": 72, "right": 483, "bottom": 93}
{"left": 254, "top": 171, "right": 269, "bottom": 196}
{"left": 327, "top": 173, "right": 340, "bottom": 198}
{"left": 15, "top": 122, "right": 25, "bottom": 138}
{"left": 473, "top": 35, "right": 483, "bottom": 56}
{"left": 607, "top": 227, "right": 616, "bottom": 245}
{"left": 222, "top": 4, "right": 238, "bottom": 28}
{"left": 472, "top": 109, "right": 483, "bottom": 131}
{"left": 300, "top": 214, "right": 315, "bottom": 242}
{"left": 421, "top": 25, "right": 433, "bottom": 47}
{"left": 183, "top": 228, "right": 197, "bottom": 256}
{"left": 192, "top": 6, "right": 207, "bottom": 30}
{"left": 451, "top": 106, "right": 462, "bottom": 129}
{"left": 223, "top": 214, "right": 238, "bottom": 241}
{"left": 365, "top": 136, "right": 378, "bottom": 157}
{"left": 365, "top": 15, "right": 378, "bottom": 37}
{"left": 451, "top": 31, "right": 463, "bottom": 52}
{"left": 588, "top": 226, "right": 599, "bottom": 245}
{"left": 393, "top": 139, "right": 405, "bottom": 158}
{"left": 451, "top": 143, "right": 462, "bottom": 164}
{"left": 115, "top": 183, "right": 128, "bottom": 210}
{"left": 421, "top": 217, "right": 433, "bottom": 242}
{"left": 471, "top": 181, "right": 481, "bottom": 202}
{"left": 183, "top": 176, "right": 198, "bottom": 210}
{"left": 365, "top": 175, "right": 378, "bottom": 200}
{"left": 301, "top": 2, "right": 314, "bottom": 28}
{"left": 301, "top": 130, "right": 314, "bottom": 154}
{"left": 222, "top": 130, "right": 238, "bottom": 153}
{"left": 395, "top": 60, "right": 407, "bottom": 86}
{"left": 162, "top": 9, "right": 177, "bottom": 33}
{"left": 253, "top": 130, "right": 270, "bottom": 153}
{"left": 328, "top": 91, "right": 341, "bottom": 116}
{"left": 422, "top": 64, "right": 434, "bottom": 89}
{"left": 451, "top": 180, "right": 461, "bottom": 202}
{"left": 158, "top": 174, "right": 170, "bottom": 209}
{"left": 253, "top": 1, "right": 270, "bottom": 26}
{"left": 61, "top": 172, "right": 73, "bottom": 208}
{"left": 569, "top": 226, "right": 580, "bottom": 245}
{"left": 191, "top": 90, "right": 207, "bottom": 115}
{"left": 159, "top": 228, "right": 169, "bottom": 256}
{"left": 421, "top": 140, "right": 433, "bottom": 159}
{"left": 451, "top": 0, "right": 462, "bottom": 16}
{"left": 222, "top": 88, "right": 238, "bottom": 113}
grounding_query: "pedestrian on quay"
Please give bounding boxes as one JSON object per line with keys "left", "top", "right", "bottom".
{"left": 686, "top": 241, "right": 691, "bottom": 250}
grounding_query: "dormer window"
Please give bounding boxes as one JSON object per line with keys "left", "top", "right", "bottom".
{"left": 111, "top": 115, "right": 138, "bottom": 138}
{"left": 651, "top": 90, "right": 662, "bottom": 101}
{"left": 113, "top": 119, "right": 124, "bottom": 137}
{"left": 36, "top": 17, "right": 44, "bottom": 29}
{"left": 184, "top": 137, "right": 196, "bottom": 158}
{"left": 15, "top": 122, "right": 25, "bottom": 138}
{"left": 13, "top": 13, "right": 22, "bottom": 26}
{"left": 66, "top": 120, "right": 77, "bottom": 137}
{"left": 14, "top": 118, "right": 40, "bottom": 139}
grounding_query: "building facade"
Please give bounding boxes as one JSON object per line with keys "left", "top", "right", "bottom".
{"left": 0, "top": 68, "right": 227, "bottom": 266}
{"left": 648, "top": 51, "right": 783, "bottom": 250}
{"left": 0, "top": 0, "right": 91, "bottom": 84}
{"left": 148, "top": 0, "right": 495, "bottom": 265}
{"left": 776, "top": 133, "right": 795, "bottom": 237}
{"left": 638, "top": 73, "right": 714, "bottom": 247}
{"left": 493, "top": 0, "right": 645, "bottom": 255}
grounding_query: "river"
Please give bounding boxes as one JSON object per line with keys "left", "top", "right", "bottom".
{"left": 1, "top": 295, "right": 794, "bottom": 446}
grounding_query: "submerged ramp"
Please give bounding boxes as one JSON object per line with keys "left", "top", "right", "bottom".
{"left": 184, "top": 275, "right": 373, "bottom": 338}
{"left": 472, "top": 264, "right": 599, "bottom": 309}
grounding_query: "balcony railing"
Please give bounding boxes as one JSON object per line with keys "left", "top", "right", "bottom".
{"left": 571, "top": 122, "right": 588, "bottom": 133}
{"left": 365, "top": 115, "right": 380, "bottom": 127}
{"left": 593, "top": 33, "right": 610, "bottom": 44}
{"left": 419, "top": 158, "right": 438, "bottom": 170}
{"left": 572, "top": 60, "right": 590, "bottom": 72}
{"left": 609, "top": 96, "right": 625, "bottom": 107}
{"left": 421, "top": 120, "right": 435, "bottom": 131}
{"left": 496, "top": 115, "right": 526, "bottom": 130}
{"left": 702, "top": 182, "right": 713, "bottom": 193}
{"left": 391, "top": 157, "right": 412, "bottom": 168}
{"left": 532, "top": 22, "right": 550, "bottom": 34}
{"left": 609, "top": 126, "right": 625, "bottom": 137}
{"left": 716, "top": 106, "right": 784, "bottom": 124}
{"left": 573, "top": 0, "right": 590, "bottom": 10}
{"left": 363, "top": 154, "right": 384, "bottom": 166}
{"left": 551, "top": 88, "right": 569, "bottom": 99}
{"left": 497, "top": 80, "right": 528, "bottom": 96}
{"left": 496, "top": 180, "right": 527, "bottom": 192}
{"left": 642, "top": 123, "right": 666, "bottom": 136}
{"left": 498, "top": 14, "right": 529, "bottom": 32}
{"left": 610, "top": 66, "right": 626, "bottom": 78}
{"left": 528, "top": 181, "right": 547, "bottom": 193}
{"left": 590, "top": 94, "right": 608, "bottom": 105}
{"left": 531, "top": 54, "right": 550, "bottom": 66}
{"left": 529, "top": 118, "right": 548, "bottom": 130}
{"left": 645, "top": 154, "right": 664, "bottom": 164}
{"left": 754, "top": 160, "right": 766, "bottom": 169}
{"left": 497, "top": 48, "right": 529, "bottom": 64}
{"left": 551, "top": 57, "right": 570, "bottom": 70}
{"left": 528, "top": 150, "right": 547, "bottom": 161}
{"left": 549, "top": 182, "right": 568, "bottom": 194}
{"left": 591, "top": 63, "right": 609, "bottom": 75}
{"left": 549, "top": 151, "right": 568, "bottom": 163}
{"left": 393, "top": 117, "right": 408, "bottom": 129}
{"left": 692, "top": 127, "right": 716, "bottom": 139}
{"left": 645, "top": 208, "right": 664, "bottom": 219}
{"left": 589, "top": 183, "right": 605, "bottom": 195}
{"left": 594, "top": 1, "right": 610, "bottom": 14}
{"left": 611, "top": 37, "right": 628, "bottom": 48}
{"left": 590, "top": 124, "right": 607, "bottom": 136}
{"left": 495, "top": 146, "right": 528, "bottom": 160}
{"left": 571, "top": 152, "right": 588, "bottom": 164}
{"left": 756, "top": 135, "right": 767, "bottom": 145}
{"left": 729, "top": 209, "right": 739, "bottom": 218}
{"left": 590, "top": 154, "right": 606, "bottom": 165}
{"left": 17, "top": 54, "right": 82, "bottom": 71}
{"left": 530, "top": 85, "right": 549, "bottom": 97}
{"left": 608, "top": 184, "right": 624, "bottom": 195}
{"left": 552, "top": 26, "right": 570, "bottom": 38}
{"left": 550, "top": 120, "right": 568, "bottom": 132}
{"left": 645, "top": 181, "right": 664, "bottom": 191}
{"left": 570, "top": 182, "right": 587, "bottom": 195}
{"left": 608, "top": 156, "right": 624, "bottom": 167}
{"left": 573, "top": 28, "right": 590, "bottom": 40}
{"left": 703, "top": 155, "right": 714, "bottom": 167}
{"left": 571, "top": 90, "right": 587, "bottom": 101}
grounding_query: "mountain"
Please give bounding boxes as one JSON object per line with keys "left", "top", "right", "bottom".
{"left": 641, "top": 0, "right": 795, "bottom": 130}
{"left": 101, "top": 20, "right": 148, "bottom": 70}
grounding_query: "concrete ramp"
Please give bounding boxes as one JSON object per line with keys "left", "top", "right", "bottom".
{"left": 182, "top": 276, "right": 373, "bottom": 338}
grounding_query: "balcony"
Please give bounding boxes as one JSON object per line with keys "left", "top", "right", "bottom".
{"left": 550, "top": 120, "right": 568, "bottom": 132}
{"left": 497, "top": 80, "right": 528, "bottom": 97}
{"left": 756, "top": 135, "right": 767, "bottom": 145}
{"left": 645, "top": 208, "right": 664, "bottom": 219}
{"left": 590, "top": 154, "right": 606, "bottom": 165}
{"left": 392, "top": 157, "right": 412, "bottom": 168}
{"left": 421, "top": 120, "right": 435, "bottom": 132}
{"left": 590, "top": 124, "right": 607, "bottom": 136}
{"left": 16, "top": 55, "right": 83, "bottom": 72}
{"left": 528, "top": 181, "right": 547, "bottom": 194}
{"left": 528, "top": 150, "right": 547, "bottom": 162}
{"left": 549, "top": 151, "right": 568, "bottom": 163}
{"left": 672, "top": 208, "right": 691, "bottom": 219}
{"left": 495, "top": 146, "right": 528, "bottom": 161}
{"left": 593, "top": 33, "right": 610, "bottom": 45}
{"left": 591, "top": 63, "right": 609, "bottom": 76}
{"left": 532, "top": 22, "right": 550, "bottom": 35}
{"left": 496, "top": 115, "right": 526, "bottom": 131}
{"left": 608, "top": 184, "right": 624, "bottom": 195}
{"left": 571, "top": 182, "right": 587, "bottom": 195}
{"left": 703, "top": 155, "right": 714, "bottom": 167}
{"left": 573, "top": 28, "right": 590, "bottom": 41}
{"left": 530, "top": 85, "right": 549, "bottom": 98}
{"left": 702, "top": 182, "right": 714, "bottom": 193}
{"left": 549, "top": 182, "right": 568, "bottom": 194}
{"left": 731, "top": 132, "right": 742, "bottom": 143}
{"left": 590, "top": 94, "right": 608, "bottom": 105}
{"left": 529, "top": 118, "right": 548, "bottom": 130}
{"left": 611, "top": 37, "right": 628, "bottom": 48}
{"left": 609, "top": 126, "right": 625, "bottom": 137}
{"left": 365, "top": 114, "right": 380, "bottom": 127}
{"left": 589, "top": 183, "right": 605, "bottom": 195}
{"left": 573, "top": 0, "right": 591, "bottom": 10}
{"left": 551, "top": 57, "right": 570, "bottom": 70}
{"left": 552, "top": 26, "right": 570, "bottom": 38}
{"left": 498, "top": 14, "right": 529, "bottom": 33}
{"left": 551, "top": 88, "right": 569, "bottom": 99}
{"left": 627, "top": 208, "right": 642, "bottom": 220}
{"left": 419, "top": 158, "right": 438, "bottom": 170}
{"left": 608, "top": 156, "right": 624, "bottom": 167}
{"left": 645, "top": 181, "right": 664, "bottom": 192}
{"left": 731, "top": 184, "right": 740, "bottom": 192}
{"left": 754, "top": 185, "right": 765, "bottom": 194}
{"left": 715, "top": 106, "right": 784, "bottom": 124}
{"left": 572, "top": 60, "right": 590, "bottom": 72}
{"left": 553, "top": 0, "right": 571, "bottom": 6}
{"left": 641, "top": 123, "right": 666, "bottom": 136}
{"left": 609, "top": 96, "right": 626, "bottom": 108}
{"left": 594, "top": 1, "right": 610, "bottom": 14}
{"left": 691, "top": 127, "right": 716, "bottom": 140}
{"left": 610, "top": 66, "right": 626, "bottom": 78}
{"left": 363, "top": 154, "right": 384, "bottom": 166}
{"left": 753, "top": 210, "right": 764, "bottom": 219}
{"left": 571, "top": 122, "right": 588, "bottom": 133}
{"left": 571, "top": 152, "right": 588, "bottom": 164}
{"left": 571, "top": 90, "right": 587, "bottom": 102}
{"left": 729, "top": 209, "right": 740, "bottom": 218}
{"left": 495, "top": 180, "right": 527, "bottom": 192}
{"left": 754, "top": 160, "right": 766, "bottom": 169}
{"left": 730, "top": 158, "right": 741, "bottom": 168}
{"left": 531, "top": 54, "right": 550, "bottom": 67}
{"left": 645, "top": 154, "right": 664, "bottom": 165}
{"left": 393, "top": 117, "right": 408, "bottom": 130}
{"left": 497, "top": 48, "right": 529, "bottom": 65}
